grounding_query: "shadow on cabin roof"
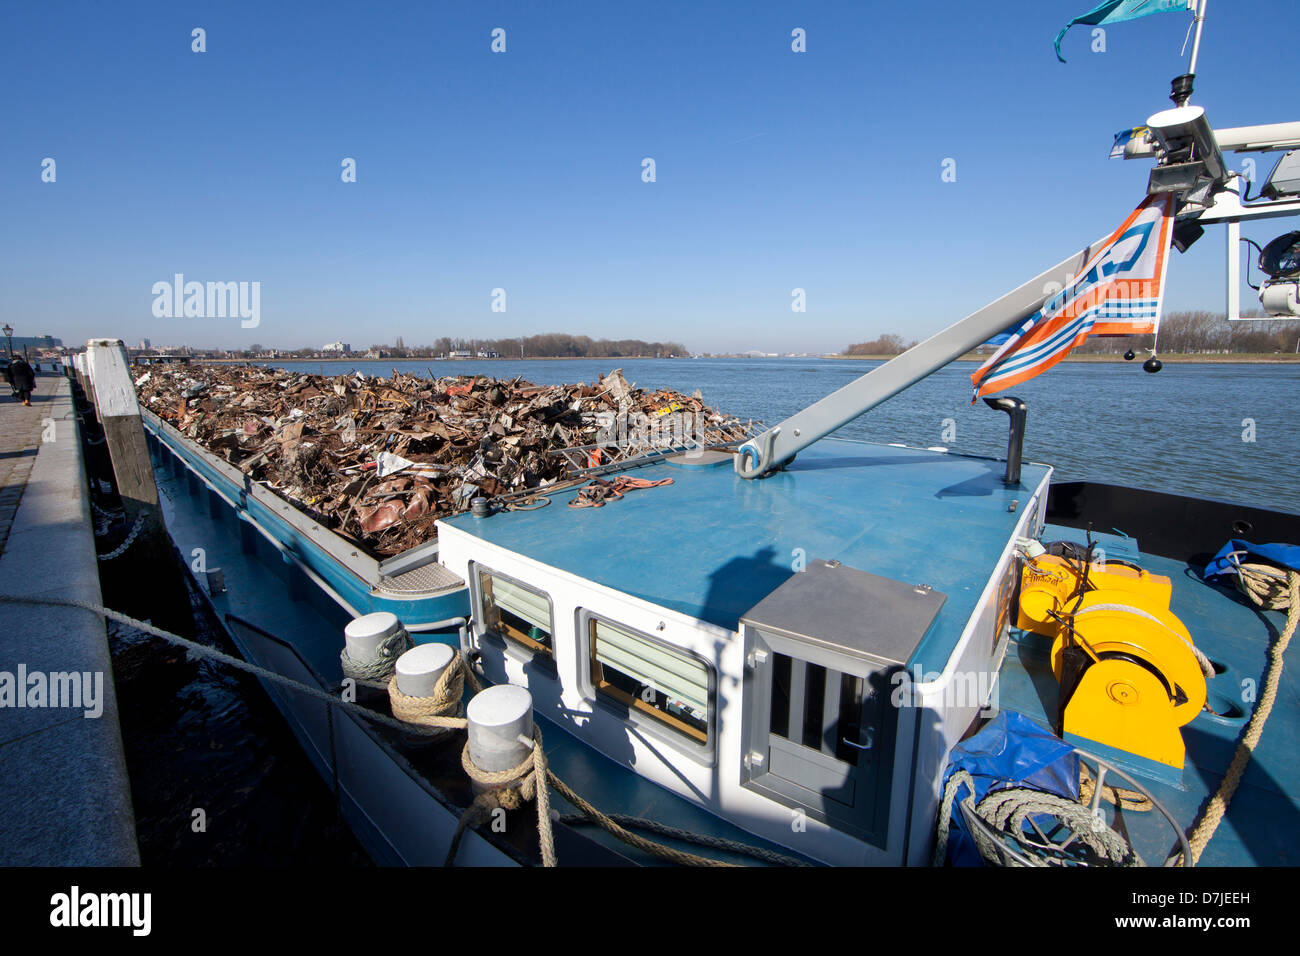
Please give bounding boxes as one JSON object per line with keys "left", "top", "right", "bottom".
{"left": 442, "top": 438, "right": 1050, "bottom": 670}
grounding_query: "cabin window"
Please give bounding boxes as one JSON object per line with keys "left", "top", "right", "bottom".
{"left": 586, "top": 615, "right": 711, "bottom": 745}
{"left": 477, "top": 567, "right": 553, "bottom": 658}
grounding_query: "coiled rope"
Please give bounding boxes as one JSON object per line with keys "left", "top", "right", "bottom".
{"left": 1071, "top": 601, "right": 1216, "bottom": 681}
{"left": 1233, "top": 558, "right": 1296, "bottom": 611}
{"left": 937, "top": 564, "right": 1298, "bottom": 867}
{"left": 340, "top": 627, "right": 412, "bottom": 689}
{"left": 1174, "top": 565, "right": 1297, "bottom": 866}
{"left": 386, "top": 656, "right": 481, "bottom": 733}
{"left": 0, "top": 592, "right": 804, "bottom": 868}
{"left": 934, "top": 769, "right": 1141, "bottom": 867}
{"left": 1079, "top": 762, "right": 1151, "bottom": 812}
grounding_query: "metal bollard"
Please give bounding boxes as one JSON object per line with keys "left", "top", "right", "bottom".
{"left": 394, "top": 643, "right": 455, "bottom": 698}
{"left": 466, "top": 684, "right": 534, "bottom": 778}
{"left": 344, "top": 611, "right": 405, "bottom": 663}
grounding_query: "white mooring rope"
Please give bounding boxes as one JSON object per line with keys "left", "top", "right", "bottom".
{"left": 0, "top": 592, "right": 811, "bottom": 869}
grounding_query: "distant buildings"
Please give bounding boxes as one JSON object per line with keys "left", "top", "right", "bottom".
{"left": 449, "top": 349, "right": 474, "bottom": 359}
{"left": 322, "top": 341, "right": 350, "bottom": 353}
{"left": 476, "top": 348, "right": 500, "bottom": 358}
{"left": 7, "top": 334, "right": 63, "bottom": 351}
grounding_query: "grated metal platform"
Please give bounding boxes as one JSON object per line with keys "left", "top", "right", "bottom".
{"left": 377, "top": 560, "right": 464, "bottom": 595}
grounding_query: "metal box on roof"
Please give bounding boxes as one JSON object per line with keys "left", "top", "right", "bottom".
{"left": 738, "top": 559, "right": 946, "bottom": 847}
{"left": 740, "top": 559, "right": 946, "bottom": 670}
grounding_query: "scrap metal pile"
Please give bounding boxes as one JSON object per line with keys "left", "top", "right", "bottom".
{"left": 132, "top": 364, "right": 756, "bottom": 558}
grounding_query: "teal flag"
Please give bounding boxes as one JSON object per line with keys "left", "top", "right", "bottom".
{"left": 1055, "top": 0, "right": 1193, "bottom": 62}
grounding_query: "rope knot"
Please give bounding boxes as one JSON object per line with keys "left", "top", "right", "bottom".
{"left": 387, "top": 652, "right": 481, "bottom": 734}
{"left": 447, "top": 726, "right": 556, "bottom": 867}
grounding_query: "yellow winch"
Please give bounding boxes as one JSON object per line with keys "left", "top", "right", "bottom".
{"left": 1018, "top": 551, "right": 1206, "bottom": 770}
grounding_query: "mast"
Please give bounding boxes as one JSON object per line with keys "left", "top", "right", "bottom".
{"left": 1172, "top": 0, "right": 1209, "bottom": 107}
{"left": 1188, "top": 0, "right": 1208, "bottom": 77}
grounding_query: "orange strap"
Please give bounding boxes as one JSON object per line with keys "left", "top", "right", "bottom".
{"left": 567, "top": 476, "right": 673, "bottom": 509}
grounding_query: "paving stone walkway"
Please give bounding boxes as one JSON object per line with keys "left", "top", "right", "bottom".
{"left": 0, "top": 374, "right": 60, "bottom": 555}
{"left": 0, "top": 372, "right": 140, "bottom": 864}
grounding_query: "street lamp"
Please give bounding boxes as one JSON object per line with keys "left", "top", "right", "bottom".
{"left": 2, "top": 324, "right": 12, "bottom": 358}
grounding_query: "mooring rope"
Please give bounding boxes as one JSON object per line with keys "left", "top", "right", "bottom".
{"left": 554, "top": 812, "right": 814, "bottom": 867}
{"left": 444, "top": 725, "right": 808, "bottom": 869}
{"left": 0, "top": 592, "right": 438, "bottom": 737}
{"left": 339, "top": 627, "right": 412, "bottom": 689}
{"left": 447, "top": 726, "right": 557, "bottom": 867}
{"left": 1174, "top": 567, "right": 1297, "bottom": 866}
{"left": 386, "top": 656, "right": 481, "bottom": 734}
{"left": 0, "top": 592, "right": 800, "bottom": 868}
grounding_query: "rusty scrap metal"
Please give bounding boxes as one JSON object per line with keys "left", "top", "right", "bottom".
{"left": 134, "top": 365, "right": 757, "bottom": 558}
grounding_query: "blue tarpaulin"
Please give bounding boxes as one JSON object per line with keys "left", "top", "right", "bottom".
{"left": 1204, "top": 539, "right": 1300, "bottom": 583}
{"left": 938, "top": 711, "right": 1079, "bottom": 866}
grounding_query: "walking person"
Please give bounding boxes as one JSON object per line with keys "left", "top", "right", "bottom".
{"left": 6, "top": 354, "right": 35, "bottom": 406}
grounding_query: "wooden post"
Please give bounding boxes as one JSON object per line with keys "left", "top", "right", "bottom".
{"left": 85, "top": 338, "right": 189, "bottom": 630}
{"left": 86, "top": 340, "right": 157, "bottom": 517}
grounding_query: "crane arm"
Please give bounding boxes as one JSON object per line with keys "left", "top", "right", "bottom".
{"left": 735, "top": 236, "right": 1111, "bottom": 478}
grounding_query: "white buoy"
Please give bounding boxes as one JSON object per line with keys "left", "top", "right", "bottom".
{"left": 466, "top": 684, "right": 534, "bottom": 773}
{"left": 344, "top": 611, "right": 403, "bottom": 662}
{"left": 394, "top": 643, "right": 456, "bottom": 698}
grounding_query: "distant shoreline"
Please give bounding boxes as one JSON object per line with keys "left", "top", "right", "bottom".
{"left": 182, "top": 352, "right": 1300, "bottom": 366}
{"left": 828, "top": 353, "right": 1300, "bottom": 364}
{"left": 196, "top": 355, "right": 681, "bottom": 364}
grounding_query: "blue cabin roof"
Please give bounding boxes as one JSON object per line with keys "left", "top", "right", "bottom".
{"left": 444, "top": 438, "right": 1049, "bottom": 672}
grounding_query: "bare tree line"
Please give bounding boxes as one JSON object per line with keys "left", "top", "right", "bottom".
{"left": 844, "top": 312, "right": 1300, "bottom": 356}
{"left": 1072, "top": 311, "right": 1299, "bottom": 354}
{"left": 248, "top": 333, "right": 690, "bottom": 359}
{"left": 843, "top": 335, "right": 914, "bottom": 356}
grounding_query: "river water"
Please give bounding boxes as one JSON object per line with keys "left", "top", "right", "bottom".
{"left": 267, "top": 357, "right": 1300, "bottom": 515}
{"left": 118, "top": 355, "right": 1294, "bottom": 864}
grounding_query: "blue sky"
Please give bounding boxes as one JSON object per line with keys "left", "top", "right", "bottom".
{"left": 2, "top": 1, "right": 1295, "bottom": 353}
